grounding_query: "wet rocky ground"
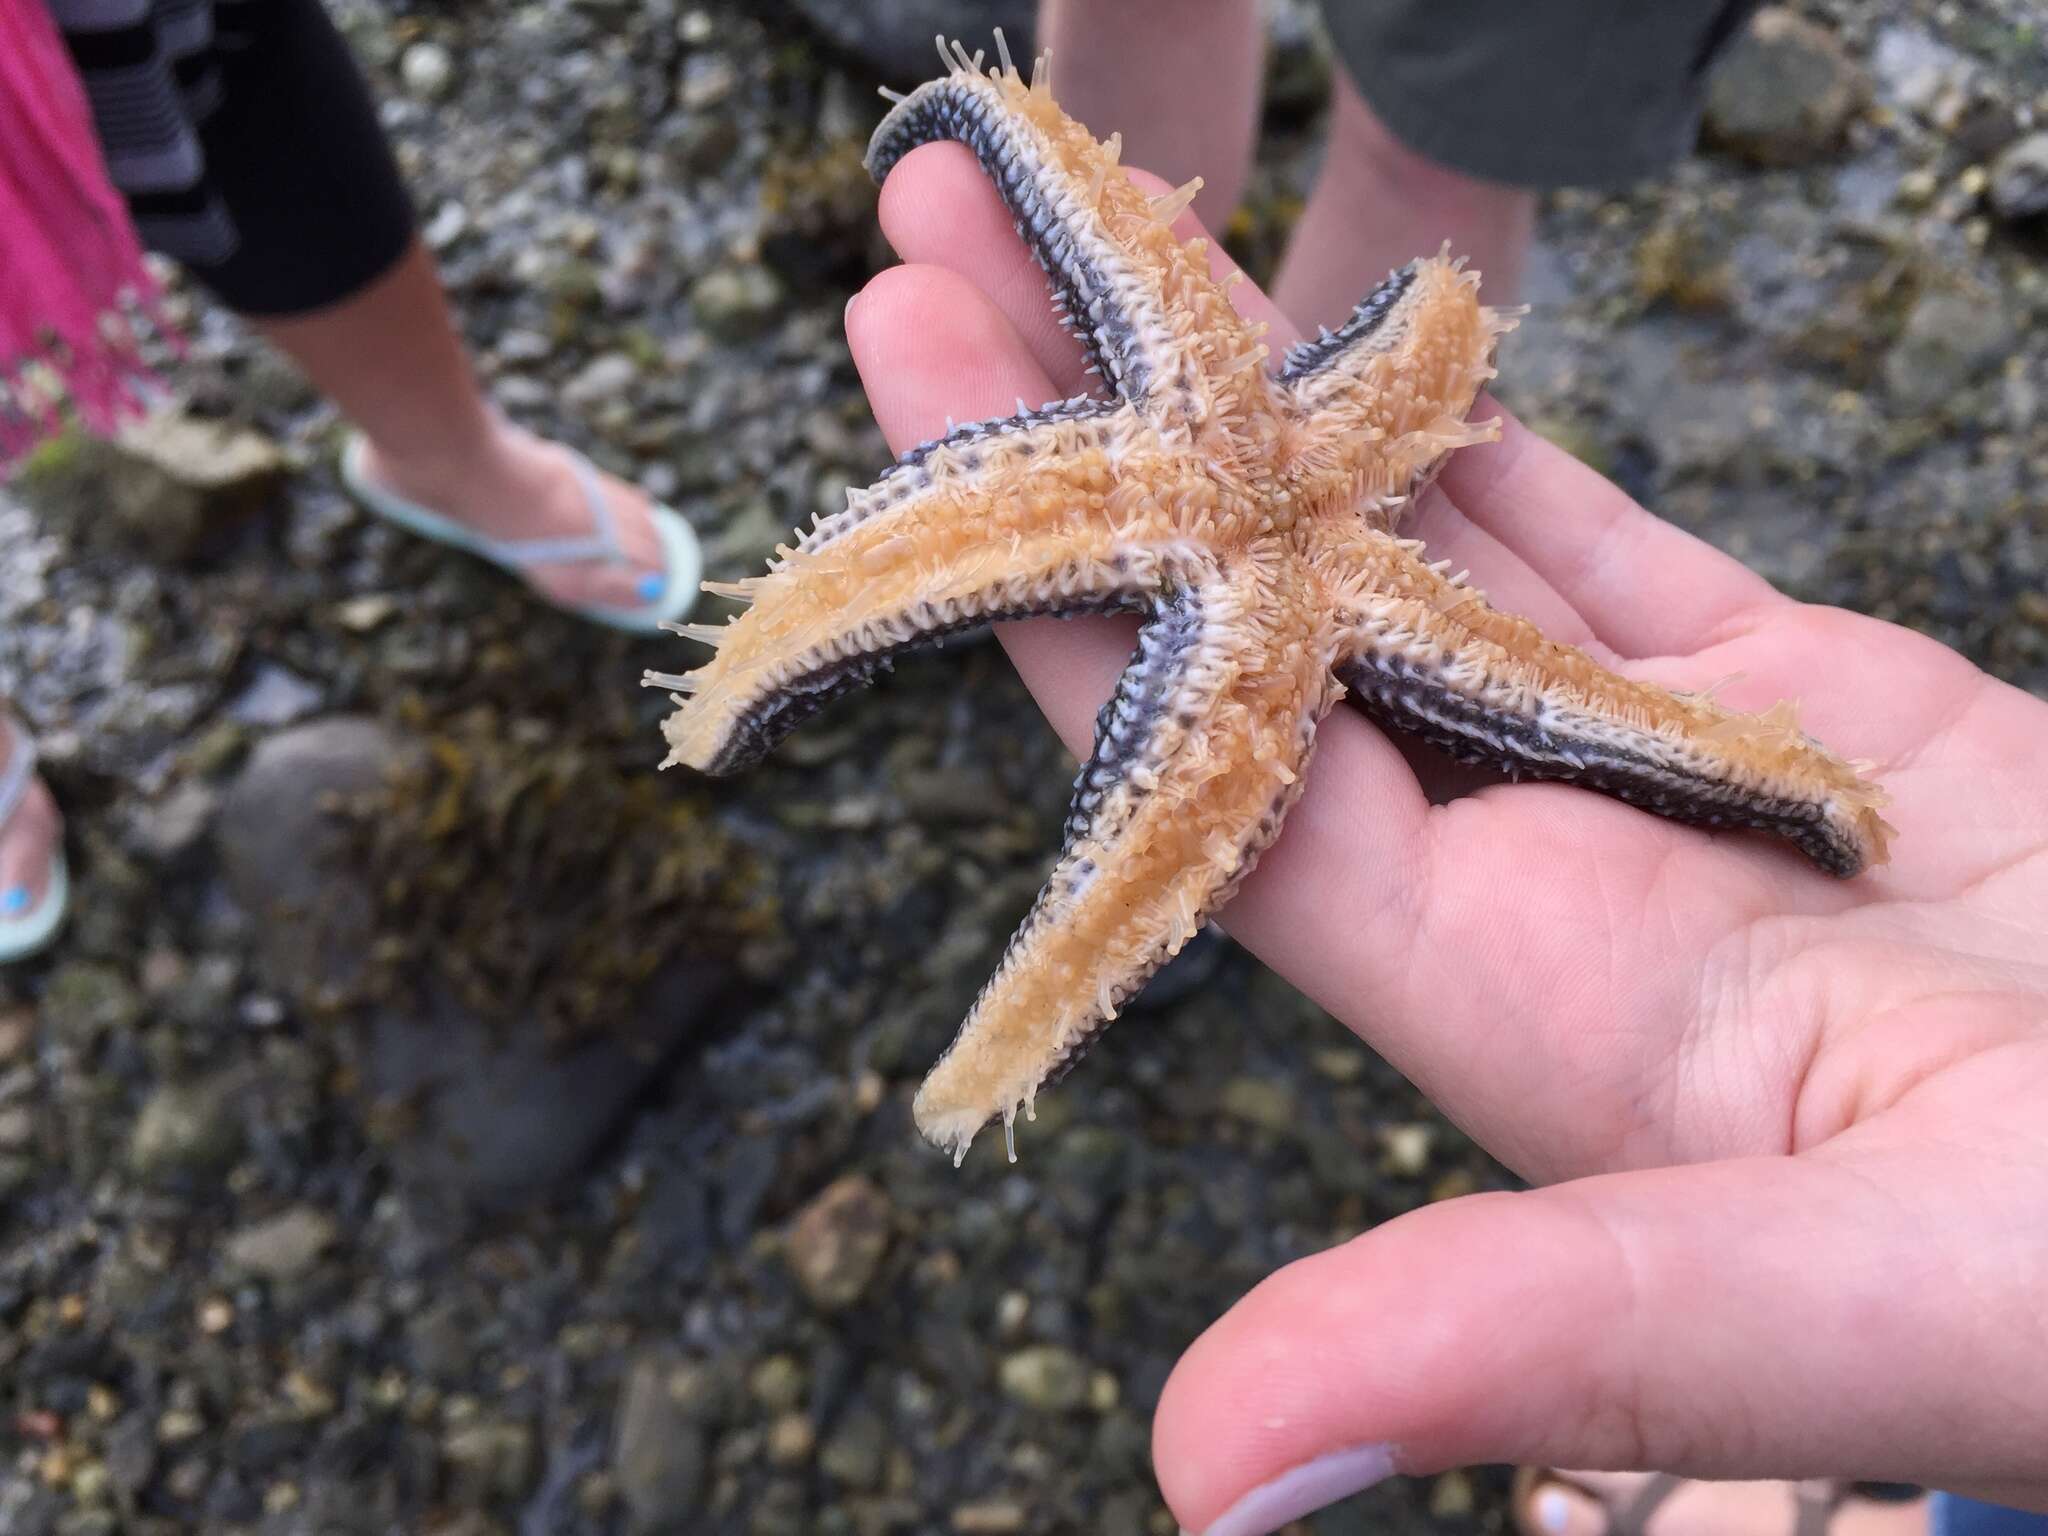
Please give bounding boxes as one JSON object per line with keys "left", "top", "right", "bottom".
{"left": 2, "top": 2, "right": 2044, "bottom": 1533}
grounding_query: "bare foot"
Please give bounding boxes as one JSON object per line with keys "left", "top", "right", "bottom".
{"left": 0, "top": 719, "right": 63, "bottom": 921}
{"left": 1517, "top": 1471, "right": 1929, "bottom": 1536}
{"left": 354, "top": 419, "right": 669, "bottom": 615}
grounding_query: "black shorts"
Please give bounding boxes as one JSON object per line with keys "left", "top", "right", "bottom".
{"left": 1316, "top": 0, "right": 1762, "bottom": 188}
{"left": 50, "top": 0, "right": 414, "bottom": 316}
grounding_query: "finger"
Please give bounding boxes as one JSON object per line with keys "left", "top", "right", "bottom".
{"left": 1439, "top": 408, "right": 1786, "bottom": 660}
{"left": 844, "top": 261, "right": 1142, "bottom": 755}
{"left": 877, "top": 140, "right": 1297, "bottom": 399}
{"left": 875, "top": 142, "right": 1091, "bottom": 396}
{"left": 1154, "top": 1152, "right": 2048, "bottom": 1536}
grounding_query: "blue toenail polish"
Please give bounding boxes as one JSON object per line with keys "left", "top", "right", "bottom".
{"left": 1, "top": 886, "right": 29, "bottom": 915}
{"left": 637, "top": 572, "right": 666, "bottom": 603}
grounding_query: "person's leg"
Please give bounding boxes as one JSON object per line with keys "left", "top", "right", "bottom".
{"left": 1289, "top": 0, "right": 1762, "bottom": 324}
{"left": 55, "top": 0, "right": 673, "bottom": 616}
{"left": 251, "top": 242, "right": 665, "bottom": 615}
{"left": 1031, "top": 0, "right": 1530, "bottom": 326}
{"left": 1035, "top": 0, "right": 1263, "bottom": 233}
{"left": 1271, "top": 66, "right": 1534, "bottom": 329}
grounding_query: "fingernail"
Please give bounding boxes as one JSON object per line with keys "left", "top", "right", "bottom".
{"left": 0, "top": 886, "right": 28, "bottom": 915}
{"left": 1536, "top": 1486, "right": 1573, "bottom": 1533}
{"left": 1187, "top": 1443, "right": 1398, "bottom": 1536}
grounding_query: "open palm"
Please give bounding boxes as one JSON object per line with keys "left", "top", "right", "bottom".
{"left": 849, "top": 142, "right": 2048, "bottom": 1531}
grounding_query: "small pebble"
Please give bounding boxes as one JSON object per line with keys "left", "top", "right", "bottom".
{"left": 998, "top": 1346, "right": 1092, "bottom": 1413}
{"left": 400, "top": 41, "right": 455, "bottom": 101}
{"left": 1378, "top": 1122, "right": 1435, "bottom": 1178}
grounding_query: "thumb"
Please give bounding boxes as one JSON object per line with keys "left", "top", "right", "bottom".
{"left": 1153, "top": 1152, "right": 2045, "bottom": 1535}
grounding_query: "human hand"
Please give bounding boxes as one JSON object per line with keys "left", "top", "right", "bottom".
{"left": 846, "top": 142, "right": 2048, "bottom": 1532}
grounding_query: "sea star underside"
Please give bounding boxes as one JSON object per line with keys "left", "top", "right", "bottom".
{"left": 648, "top": 39, "right": 1892, "bottom": 1163}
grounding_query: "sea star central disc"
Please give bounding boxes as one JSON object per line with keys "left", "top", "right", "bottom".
{"left": 647, "top": 38, "right": 1891, "bottom": 1163}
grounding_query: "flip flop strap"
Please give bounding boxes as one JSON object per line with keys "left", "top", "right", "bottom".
{"left": 0, "top": 718, "right": 36, "bottom": 832}
{"left": 1793, "top": 1482, "right": 1842, "bottom": 1536}
{"left": 468, "top": 449, "right": 628, "bottom": 569}
{"left": 1612, "top": 1473, "right": 1683, "bottom": 1536}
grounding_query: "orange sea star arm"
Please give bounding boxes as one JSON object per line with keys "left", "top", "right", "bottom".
{"left": 1317, "top": 528, "right": 1893, "bottom": 875}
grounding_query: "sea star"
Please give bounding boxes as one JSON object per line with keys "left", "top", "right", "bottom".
{"left": 647, "top": 38, "right": 1892, "bottom": 1163}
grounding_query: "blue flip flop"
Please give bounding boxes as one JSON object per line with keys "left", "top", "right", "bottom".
{"left": 340, "top": 433, "right": 702, "bottom": 634}
{"left": 0, "top": 722, "right": 68, "bottom": 965}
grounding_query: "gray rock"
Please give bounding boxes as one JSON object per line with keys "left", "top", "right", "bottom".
{"left": 689, "top": 265, "right": 786, "bottom": 342}
{"left": 420, "top": 201, "right": 469, "bottom": 252}
{"left": 612, "top": 1356, "right": 708, "bottom": 1531}
{"left": 226, "top": 664, "right": 325, "bottom": 727}
{"left": 668, "top": 114, "right": 740, "bottom": 177}
{"left": 1218, "top": 1075, "right": 1296, "bottom": 1136}
{"left": 1885, "top": 289, "right": 2010, "bottom": 412}
{"left": 0, "top": 1106, "right": 34, "bottom": 1152}
{"left": 749, "top": 1354, "right": 806, "bottom": 1411}
{"left": 363, "top": 931, "right": 722, "bottom": 1208}
{"left": 952, "top": 1501, "right": 1029, "bottom": 1535}
{"left": 491, "top": 375, "right": 552, "bottom": 412}
{"left": 129, "top": 781, "right": 219, "bottom": 863}
{"left": 676, "top": 53, "right": 738, "bottom": 113}
{"left": 784, "top": 1175, "right": 893, "bottom": 1311}
{"left": 441, "top": 1420, "right": 535, "bottom": 1501}
{"left": 562, "top": 352, "right": 641, "bottom": 412}
{"left": 0, "top": 1006, "right": 30, "bottom": 1064}
{"left": 220, "top": 715, "right": 727, "bottom": 1209}
{"left": 1988, "top": 133, "right": 2048, "bottom": 226}
{"left": 15, "top": 407, "right": 286, "bottom": 563}
{"left": 223, "top": 1206, "right": 338, "bottom": 1280}
{"left": 779, "top": 0, "right": 1032, "bottom": 84}
{"left": 37, "top": 963, "right": 143, "bottom": 1048}
{"left": 766, "top": 1412, "right": 815, "bottom": 1467}
{"left": 1378, "top": 1122, "right": 1436, "bottom": 1178}
{"left": 494, "top": 329, "right": 552, "bottom": 364}
{"left": 407, "top": 1300, "right": 475, "bottom": 1382}
{"left": 217, "top": 716, "right": 408, "bottom": 1001}
{"left": 1704, "top": 8, "right": 1866, "bottom": 166}
{"left": 659, "top": 1359, "right": 733, "bottom": 1424}
{"left": 335, "top": 593, "right": 399, "bottom": 632}
{"left": 102, "top": 1412, "right": 157, "bottom": 1502}
{"left": 819, "top": 1408, "right": 887, "bottom": 1488}
{"left": 1870, "top": 25, "right": 1974, "bottom": 121}
{"left": 400, "top": 41, "right": 455, "bottom": 101}
{"left": 129, "top": 1074, "right": 242, "bottom": 1178}
{"left": 998, "top": 1345, "right": 1091, "bottom": 1412}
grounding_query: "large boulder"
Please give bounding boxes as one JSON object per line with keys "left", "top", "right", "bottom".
{"left": 1704, "top": 9, "right": 1868, "bottom": 167}
{"left": 217, "top": 716, "right": 731, "bottom": 1210}
{"left": 16, "top": 406, "right": 287, "bottom": 563}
